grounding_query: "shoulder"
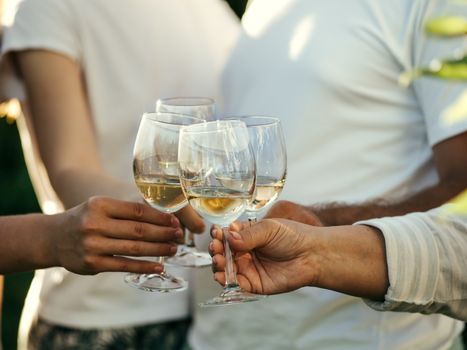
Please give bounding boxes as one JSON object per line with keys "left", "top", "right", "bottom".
{"left": 2, "top": 0, "right": 82, "bottom": 61}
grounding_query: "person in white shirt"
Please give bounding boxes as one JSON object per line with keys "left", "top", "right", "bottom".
{"left": 189, "top": 0, "right": 467, "bottom": 349}
{"left": 209, "top": 201, "right": 467, "bottom": 322}
{"left": 1, "top": 0, "right": 239, "bottom": 348}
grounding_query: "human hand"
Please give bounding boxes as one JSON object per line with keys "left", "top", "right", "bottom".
{"left": 209, "top": 219, "right": 322, "bottom": 295}
{"left": 264, "top": 200, "right": 323, "bottom": 226}
{"left": 51, "top": 196, "right": 183, "bottom": 275}
{"left": 175, "top": 205, "right": 206, "bottom": 233}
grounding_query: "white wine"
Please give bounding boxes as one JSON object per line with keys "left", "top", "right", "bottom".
{"left": 246, "top": 177, "right": 285, "bottom": 212}
{"left": 186, "top": 187, "right": 250, "bottom": 226}
{"left": 135, "top": 177, "right": 186, "bottom": 212}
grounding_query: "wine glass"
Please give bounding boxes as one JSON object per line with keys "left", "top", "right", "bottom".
{"left": 224, "top": 116, "right": 287, "bottom": 222}
{"left": 156, "top": 97, "right": 215, "bottom": 120}
{"left": 178, "top": 120, "right": 264, "bottom": 306}
{"left": 124, "top": 112, "right": 203, "bottom": 292}
{"left": 157, "top": 97, "right": 215, "bottom": 268}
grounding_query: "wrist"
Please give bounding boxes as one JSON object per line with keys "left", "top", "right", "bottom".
{"left": 300, "top": 225, "right": 328, "bottom": 288}
{"left": 316, "top": 225, "right": 389, "bottom": 300}
{"left": 37, "top": 213, "right": 64, "bottom": 269}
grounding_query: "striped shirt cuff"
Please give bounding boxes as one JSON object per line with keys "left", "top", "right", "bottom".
{"left": 355, "top": 213, "right": 441, "bottom": 313}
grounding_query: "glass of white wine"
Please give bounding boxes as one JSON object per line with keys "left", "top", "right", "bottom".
{"left": 224, "top": 116, "right": 287, "bottom": 222}
{"left": 157, "top": 97, "right": 215, "bottom": 267}
{"left": 178, "top": 120, "right": 264, "bottom": 306}
{"left": 124, "top": 112, "right": 203, "bottom": 292}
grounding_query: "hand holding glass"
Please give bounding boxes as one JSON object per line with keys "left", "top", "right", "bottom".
{"left": 124, "top": 112, "right": 202, "bottom": 292}
{"left": 178, "top": 120, "right": 265, "bottom": 306}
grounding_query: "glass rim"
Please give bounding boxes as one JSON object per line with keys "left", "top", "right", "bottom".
{"left": 142, "top": 111, "right": 204, "bottom": 126}
{"left": 156, "top": 96, "right": 215, "bottom": 107}
{"left": 222, "top": 115, "right": 281, "bottom": 127}
{"left": 180, "top": 119, "right": 247, "bottom": 134}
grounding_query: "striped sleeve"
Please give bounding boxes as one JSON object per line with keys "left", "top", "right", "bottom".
{"left": 356, "top": 205, "right": 467, "bottom": 321}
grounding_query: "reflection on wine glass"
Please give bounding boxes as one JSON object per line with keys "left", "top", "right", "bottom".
{"left": 224, "top": 116, "right": 287, "bottom": 222}
{"left": 179, "top": 120, "right": 265, "bottom": 306}
{"left": 157, "top": 97, "right": 215, "bottom": 120}
{"left": 156, "top": 97, "right": 215, "bottom": 268}
{"left": 124, "top": 112, "right": 203, "bottom": 292}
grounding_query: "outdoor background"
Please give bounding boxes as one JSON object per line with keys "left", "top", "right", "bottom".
{"left": 0, "top": 1, "right": 247, "bottom": 349}
{"left": 1, "top": 0, "right": 466, "bottom": 349}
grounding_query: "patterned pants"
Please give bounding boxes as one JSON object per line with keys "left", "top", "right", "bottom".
{"left": 28, "top": 318, "right": 191, "bottom": 350}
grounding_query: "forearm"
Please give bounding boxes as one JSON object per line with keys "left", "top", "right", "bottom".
{"left": 313, "top": 180, "right": 466, "bottom": 226}
{"left": 50, "top": 168, "right": 138, "bottom": 208}
{"left": 307, "top": 224, "right": 389, "bottom": 300}
{"left": 0, "top": 213, "right": 60, "bottom": 273}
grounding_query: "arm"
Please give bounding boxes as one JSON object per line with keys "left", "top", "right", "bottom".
{"left": 0, "top": 196, "right": 182, "bottom": 274}
{"left": 211, "top": 208, "right": 467, "bottom": 321}
{"left": 210, "top": 219, "right": 389, "bottom": 300}
{"left": 15, "top": 50, "right": 136, "bottom": 207}
{"left": 310, "top": 134, "right": 467, "bottom": 226}
{"left": 14, "top": 50, "right": 204, "bottom": 231}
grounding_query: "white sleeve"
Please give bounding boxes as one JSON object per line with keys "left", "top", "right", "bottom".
{"left": 410, "top": 0, "right": 467, "bottom": 146}
{"left": 356, "top": 205, "right": 467, "bottom": 321}
{"left": 1, "top": 0, "right": 80, "bottom": 62}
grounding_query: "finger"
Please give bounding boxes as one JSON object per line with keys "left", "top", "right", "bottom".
{"left": 90, "top": 197, "right": 176, "bottom": 227}
{"left": 87, "top": 256, "right": 165, "bottom": 274}
{"left": 89, "top": 237, "right": 179, "bottom": 257}
{"left": 229, "top": 220, "right": 252, "bottom": 232}
{"left": 211, "top": 254, "right": 225, "bottom": 273}
{"left": 211, "top": 254, "right": 226, "bottom": 272}
{"left": 210, "top": 225, "right": 223, "bottom": 240}
{"left": 208, "top": 239, "right": 224, "bottom": 257}
{"left": 100, "top": 219, "right": 183, "bottom": 242}
{"left": 213, "top": 272, "right": 253, "bottom": 294}
{"left": 213, "top": 272, "right": 226, "bottom": 286}
{"left": 224, "top": 222, "right": 273, "bottom": 252}
{"left": 175, "top": 205, "right": 205, "bottom": 233}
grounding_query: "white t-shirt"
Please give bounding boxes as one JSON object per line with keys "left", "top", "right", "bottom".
{"left": 191, "top": 0, "right": 467, "bottom": 349}
{"left": 2, "top": 0, "right": 239, "bottom": 328}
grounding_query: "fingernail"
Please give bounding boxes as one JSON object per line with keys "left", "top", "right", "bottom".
{"left": 210, "top": 226, "right": 217, "bottom": 238}
{"left": 208, "top": 241, "right": 214, "bottom": 253}
{"left": 175, "top": 229, "right": 183, "bottom": 238}
{"left": 171, "top": 215, "right": 180, "bottom": 227}
{"left": 154, "top": 264, "right": 163, "bottom": 273}
{"left": 229, "top": 231, "right": 242, "bottom": 240}
{"left": 170, "top": 245, "right": 178, "bottom": 254}
{"left": 211, "top": 256, "right": 217, "bottom": 265}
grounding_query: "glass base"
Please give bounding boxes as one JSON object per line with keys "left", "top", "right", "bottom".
{"left": 124, "top": 272, "right": 188, "bottom": 293}
{"left": 199, "top": 286, "right": 266, "bottom": 307}
{"left": 165, "top": 245, "right": 212, "bottom": 268}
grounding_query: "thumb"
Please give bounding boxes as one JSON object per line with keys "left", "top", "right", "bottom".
{"left": 226, "top": 221, "right": 271, "bottom": 252}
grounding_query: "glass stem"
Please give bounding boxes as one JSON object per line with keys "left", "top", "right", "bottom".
{"left": 184, "top": 229, "right": 195, "bottom": 248}
{"left": 222, "top": 227, "right": 240, "bottom": 289}
{"left": 158, "top": 256, "right": 166, "bottom": 273}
